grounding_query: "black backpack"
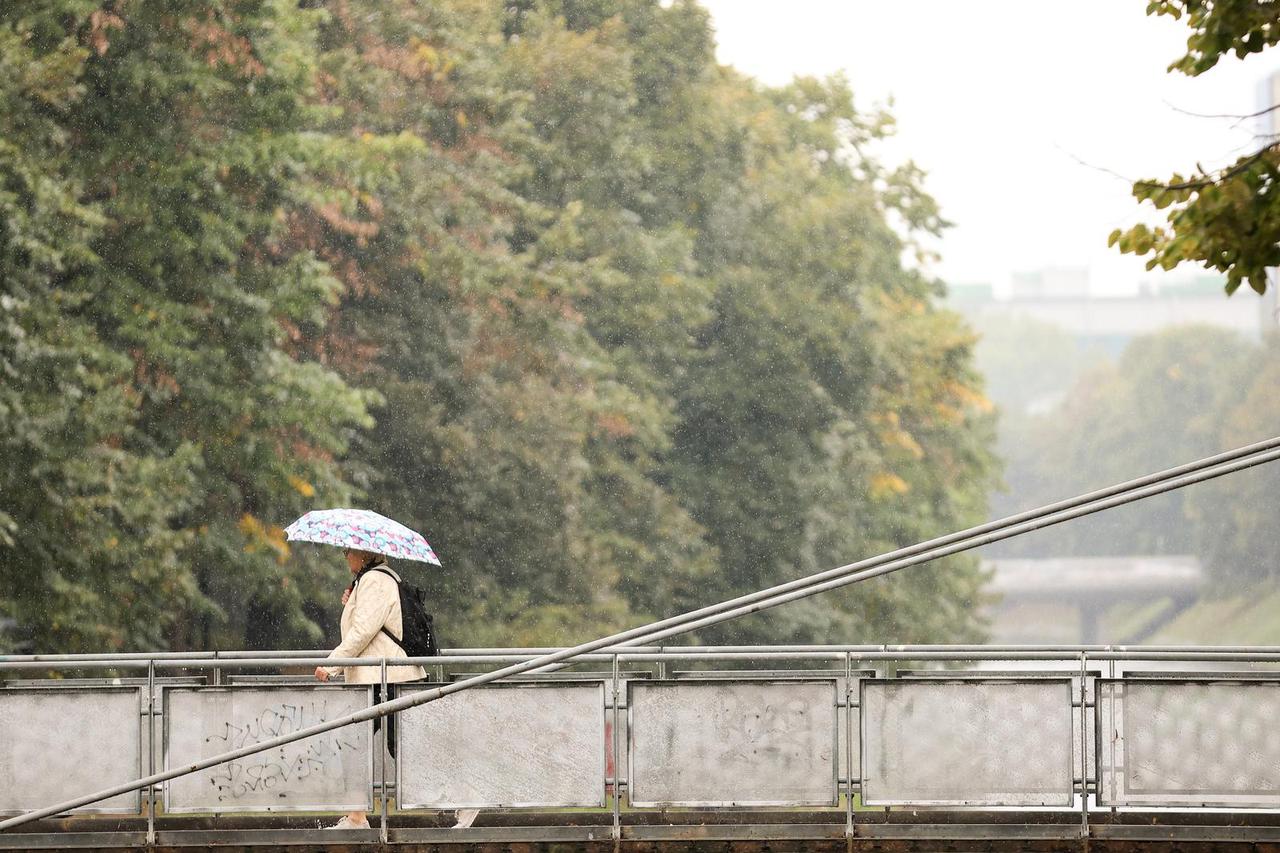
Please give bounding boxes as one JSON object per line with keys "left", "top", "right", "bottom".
{"left": 359, "top": 566, "right": 441, "bottom": 657}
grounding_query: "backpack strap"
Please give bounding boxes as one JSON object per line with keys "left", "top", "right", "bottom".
{"left": 355, "top": 566, "right": 405, "bottom": 648}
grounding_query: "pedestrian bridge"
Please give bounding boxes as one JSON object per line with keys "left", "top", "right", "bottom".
{"left": 4, "top": 644, "right": 1280, "bottom": 851}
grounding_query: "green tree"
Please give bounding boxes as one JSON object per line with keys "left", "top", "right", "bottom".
{"left": 3, "top": 0, "right": 1000, "bottom": 654}
{"left": 1185, "top": 334, "right": 1280, "bottom": 583}
{"left": 1111, "top": 1, "right": 1280, "bottom": 294}
{"left": 0, "top": 18, "right": 196, "bottom": 650}
{"left": 988, "top": 326, "right": 1255, "bottom": 558}
{"left": 1, "top": 2, "right": 373, "bottom": 651}
{"left": 971, "top": 314, "right": 1106, "bottom": 416}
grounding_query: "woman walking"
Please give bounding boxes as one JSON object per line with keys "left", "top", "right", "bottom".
{"left": 286, "top": 508, "right": 476, "bottom": 830}
{"left": 315, "top": 546, "right": 424, "bottom": 830}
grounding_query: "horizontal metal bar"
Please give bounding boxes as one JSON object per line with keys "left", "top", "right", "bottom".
{"left": 0, "top": 654, "right": 619, "bottom": 671}
{"left": 156, "top": 827, "right": 379, "bottom": 847}
{"left": 625, "top": 823, "right": 848, "bottom": 842}
{"left": 0, "top": 831, "right": 149, "bottom": 850}
{"left": 11, "top": 822, "right": 1280, "bottom": 847}
{"left": 7, "top": 647, "right": 1280, "bottom": 675}
{"left": 394, "top": 825, "right": 613, "bottom": 844}
{"left": 14, "top": 644, "right": 1280, "bottom": 670}
{"left": 853, "top": 823, "right": 1084, "bottom": 840}
{"left": 620, "top": 651, "right": 848, "bottom": 661}
{"left": 1092, "top": 824, "right": 1280, "bottom": 842}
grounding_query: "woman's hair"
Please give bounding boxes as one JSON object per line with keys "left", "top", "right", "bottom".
{"left": 348, "top": 548, "right": 386, "bottom": 569}
{"left": 355, "top": 548, "right": 384, "bottom": 568}
{"left": 346, "top": 549, "right": 387, "bottom": 593}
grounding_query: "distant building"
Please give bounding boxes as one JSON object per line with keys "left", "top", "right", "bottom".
{"left": 1009, "top": 266, "right": 1089, "bottom": 300}
{"left": 947, "top": 269, "right": 1277, "bottom": 354}
{"left": 1256, "top": 69, "right": 1280, "bottom": 142}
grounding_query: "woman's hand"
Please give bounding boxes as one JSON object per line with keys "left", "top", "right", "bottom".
{"left": 314, "top": 667, "right": 330, "bottom": 681}
{"left": 342, "top": 587, "right": 351, "bottom": 605}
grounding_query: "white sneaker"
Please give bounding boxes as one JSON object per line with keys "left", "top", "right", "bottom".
{"left": 453, "top": 808, "right": 480, "bottom": 828}
{"left": 327, "top": 816, "right": 371, "bottom": 830}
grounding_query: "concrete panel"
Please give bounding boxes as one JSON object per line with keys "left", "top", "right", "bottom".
{"left": 1098, "top": 679, "right": 1280, "bottom": 807}
{"left": 164, "top": 686, "right": 372, "bottom": 813}
{"left": 398, "top": 682, "right": 605, "bottom": 809}
{"left": 861, "top": 679, "right": 1074, "bottom": 806}
{"left": 0, "top": 687, "right": 142, "bottom": 815}
{"left": 628, "top": 680, "right": 838, "bottom": 807}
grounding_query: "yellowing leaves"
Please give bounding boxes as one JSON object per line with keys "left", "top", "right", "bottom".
{"left": 872, "top": 412, "right": 924, "bottom": 459}
{"left": 287, "top": 475, "right": 316, "bottom": 498}
{"left": 869, "top": 472, "right": 910, "bottom": 500}
{"left": 945, "top": 381, "right": 994, "bottom": 415}
{"left": 410, "top": 38, "right": 455, "bottom": 77}
{"left": 594, "top": 412, "right": 635, "bottom": 439}
{"left": 238, "top": 514, "right": 291, "bottom": 564}
{"left": 414, "top": 41, "right": 440, "bottom": 69}
{"left": 87, "top": 10, "right": 125, "bottom": 57}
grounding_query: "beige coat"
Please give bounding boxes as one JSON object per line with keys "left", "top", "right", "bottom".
{"left": 323, "top": 564, "right": 427, "bottom": 684}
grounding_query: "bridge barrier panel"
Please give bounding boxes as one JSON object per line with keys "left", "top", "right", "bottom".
{"left": 397, "top": 682, "right": 606, "bottom": 809}
{"left": 1097, "top": 678, "right": 1280, "bottom": 808}
{"left": 899, "top": 669, "right": 1097, "bottom": 786}
{"left": 669, "top": 669, "right": 870, "bottom": 786}
{"left": 627, "top": 679, "right": 838, "bottom": 808}
{"left": 861, "top": 679, "right": 1074, "bottom": 807}
{"left": 163, "top": 685, "right": 373, "bottom": 813}
{"left": 0, "top": 687, "right": 142, "bottom": 815}
{"left": 445, "top": 671, "right": 643, "bottom": 790}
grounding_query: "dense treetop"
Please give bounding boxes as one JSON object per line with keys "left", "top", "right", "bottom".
{"left": 0, "top": 0, "right": 995, "bottom": 653}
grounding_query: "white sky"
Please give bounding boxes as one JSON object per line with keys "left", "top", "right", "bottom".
{"left": 700, "top": 0, "right": 1280, "bottom": 296}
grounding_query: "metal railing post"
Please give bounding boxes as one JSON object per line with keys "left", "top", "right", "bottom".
{"left": 1079, "top": 652, "right": 1089, "bottom": 838}
{"left": 611, "top": 653, "right": 621, "bottom": 851}
{"left": 146, "top": 659, "right": 156, "bottom": 846}
{"left": 380, "top": 657, "right": 389, "bottom": 844}
{"left": 1108, "top": 645, "right": 1117, "bottom": 815}
{"left": 844, "top": 651, "right": 854, "bottom": 844}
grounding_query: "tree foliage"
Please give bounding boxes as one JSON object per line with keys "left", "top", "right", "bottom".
{"left": 1, "top": 0, "right": 997, "bottom": 653}
{"left": 987, "top": 324, "right": 1280, "bottom": 591}
{"left": 1111, "top": 1, "right": 1280, "bottom": 294}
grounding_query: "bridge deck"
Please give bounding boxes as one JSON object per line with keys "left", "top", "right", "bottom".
{"left": 9, "top": 811, "right": 1280, "bottom": 851}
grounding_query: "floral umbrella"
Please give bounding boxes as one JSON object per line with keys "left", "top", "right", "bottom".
{"left": 284, "top": 508, "right": 441, "bottom": 566}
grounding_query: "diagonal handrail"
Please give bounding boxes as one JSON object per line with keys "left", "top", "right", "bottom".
{"left": 525, "top": 433, "right": 1280, "bottom": 667}
{"left": 2, "top": 437, "right": 1278, "bottom": 830}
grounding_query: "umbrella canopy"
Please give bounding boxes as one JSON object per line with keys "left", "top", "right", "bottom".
{"left": 285, "top": 508, "right": 442, "bottom": 566}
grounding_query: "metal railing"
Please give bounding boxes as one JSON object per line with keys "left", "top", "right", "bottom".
{"left": 6, "top": 644, "right": 1280, "bottom": 846}
{"left": 3, "top": 436, "right": 1280, "bottom": 846}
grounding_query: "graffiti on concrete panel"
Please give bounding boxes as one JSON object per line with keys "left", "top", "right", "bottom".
{"left": 202, "top": 700, "right": 362, "bottom": 802}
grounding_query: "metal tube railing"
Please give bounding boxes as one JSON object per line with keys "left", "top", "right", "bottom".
{"left": 533, "top": 444, "right": 1280, "bottom": 672}
{"left": 14, "top": 642, "right": 1280, "bottom": 666}
{"left": 3, "top": 438, "right": 1278, "bottom": 829}
{"left": 528, "top": 434, "right": 1280, "bottom": 670}
{"left": 12, "top": 645, "right": 1280, "bottom": 672}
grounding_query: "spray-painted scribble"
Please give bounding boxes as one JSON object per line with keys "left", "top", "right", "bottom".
{"left": 201, "top": 700, "right": 363, "bottom": 802}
